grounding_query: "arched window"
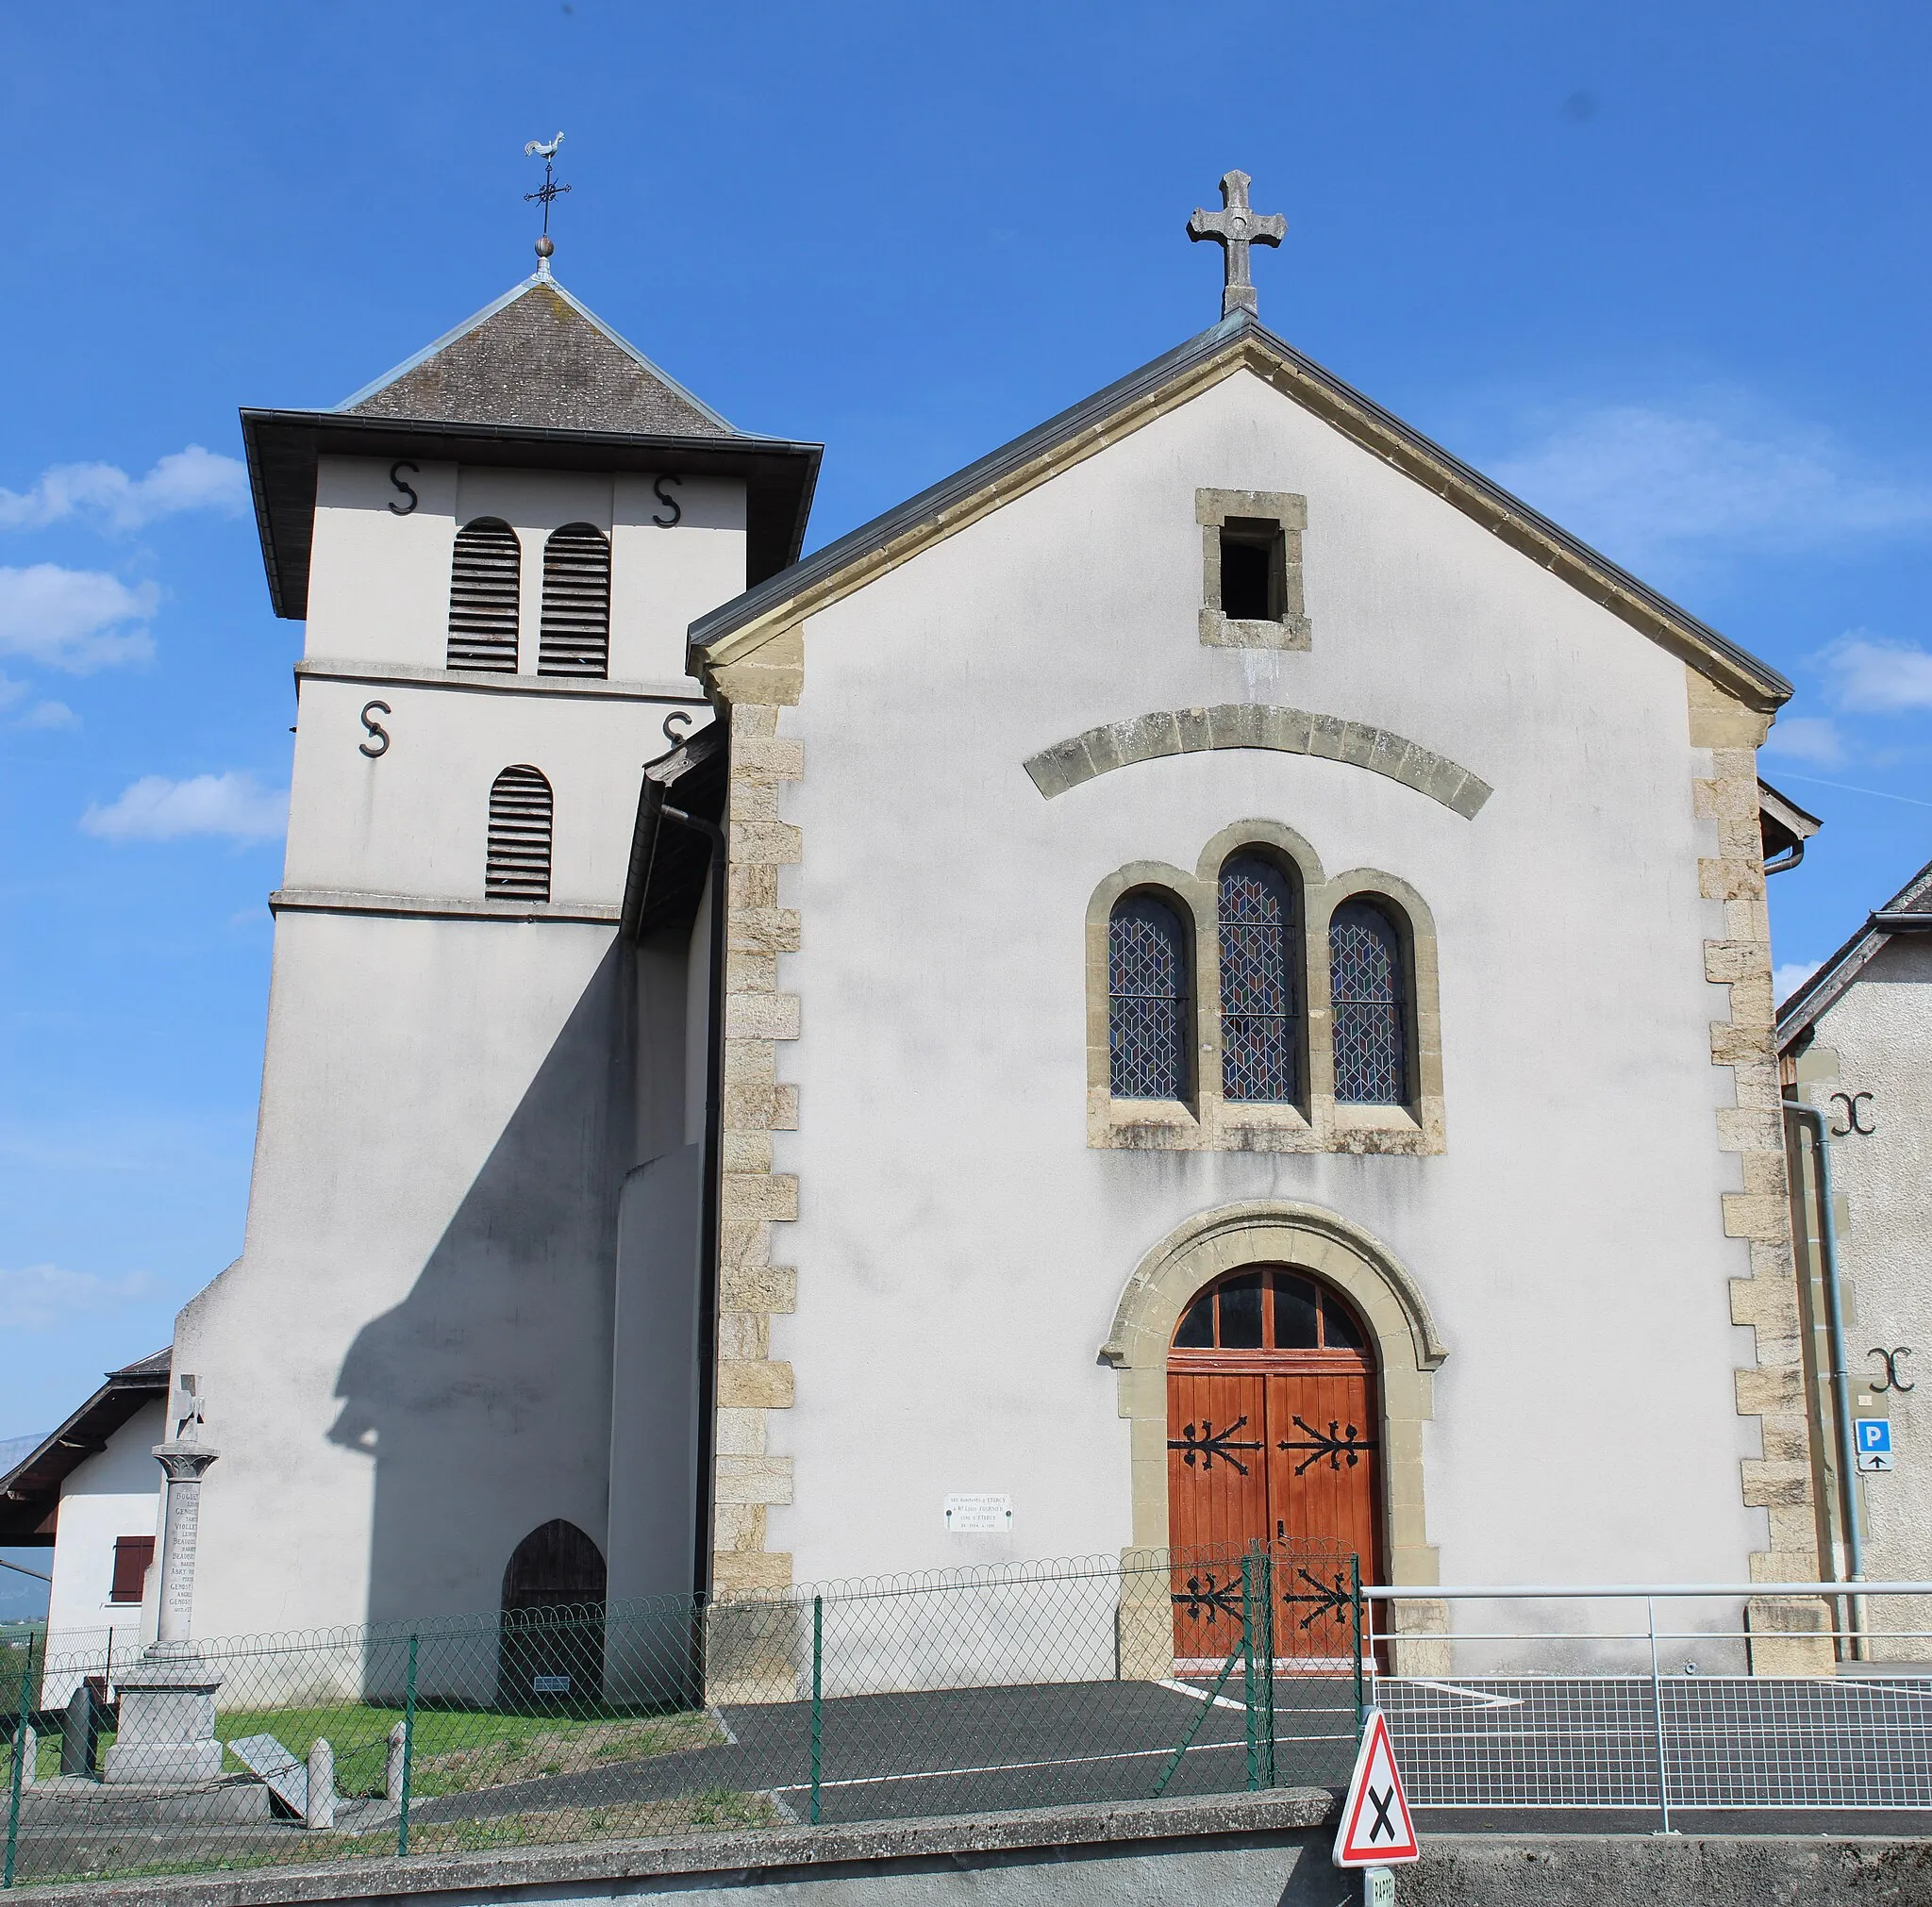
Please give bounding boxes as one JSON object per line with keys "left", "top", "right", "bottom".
{"left": 1109, "top": 892, "right": 1190, "bottom": 1100}
{"left": 1330, "top": 900, "right": 1409, "bottom": 1104}
{"left": 1172, "top": 1266, "right": 1371, "bottom": 1356}
{"left": 487, "top": 766, "right": 553, "bottom": 902}
{"left": 447, "top": 518, "right": 522, "bottom": 672}
{"left": 1219, "top": 853, "right": 1299, "bottom": 1103}
{"left": 498, "top": 1519, "right": 606, "bottom": 1707}
{"left": 538, "top": 522, "right": 611, "bottom": 678}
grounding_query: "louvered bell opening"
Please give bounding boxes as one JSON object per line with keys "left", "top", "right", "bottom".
{"left": 449, "top": 519, "right": 522, "bottom": 672}
{"left": 487, "top": 767, "right": 553, "bottom": 902}
{"left": 538, "top": 523, "right": 611, "bottom": 678}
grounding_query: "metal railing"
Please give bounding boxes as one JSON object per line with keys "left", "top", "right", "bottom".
{"left": 0, "top": 1541, "right": 1358, "bottom": 1889}
{"left": 1367, "top": 1581, "right": 1932, "bottom": 1831}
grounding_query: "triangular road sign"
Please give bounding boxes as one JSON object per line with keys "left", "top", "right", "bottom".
{"left": 1333, "top": 1709, "right": 1420, "bottom": 1866}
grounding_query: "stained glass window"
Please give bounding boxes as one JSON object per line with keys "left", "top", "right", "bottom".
{"left": 1330, "top": 900, "right": 1408, "bottom": 1104}
{"left": 1109, "top": 892, "right": 1189, "bottom": 1099}
{"left": 1219, "top": 854, "right": 1299, "bottom": 1102}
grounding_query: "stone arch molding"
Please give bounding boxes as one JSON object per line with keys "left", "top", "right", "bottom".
{"left": 1103, "top": 1200, "right": 1444, "bottom": 1601}
{"left": 1025, "top": 705, "right": 1492, "bottom": 818}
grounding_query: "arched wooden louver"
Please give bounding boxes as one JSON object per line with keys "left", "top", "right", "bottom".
{"left": 538, "top": 522, "right": 611, "bottom": 678}
{"left": 447, "top": 518, "right": 522, "bottom": 672}
{"left": 486, "top": 766, "right": 553, "bottom": 902}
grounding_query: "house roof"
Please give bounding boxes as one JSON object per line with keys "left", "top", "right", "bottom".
{"left": 1759, "top": 777, "right": 1823, "bottom": 873}
{"left": 688, "top": 310, "right": 1792, "bottom": 714}
{"left": 338, "top": 274, "right": 737, "bottom": 437}
{"left": 0, "top": 1351, "right": 171, "bottom": 1546}
{"left": 240, "top": 274, "right": 822, "bottom": 621}
{"left": 1778, "top": 853, "right": 1932, "bottom": 1050}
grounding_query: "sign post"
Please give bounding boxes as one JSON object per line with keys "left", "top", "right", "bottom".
{"left": 1333, "top": 1707, "right": 1419, "bottom": 1896}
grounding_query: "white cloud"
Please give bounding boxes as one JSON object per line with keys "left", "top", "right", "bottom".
{"left": 1774, "top": 961, "right": 1821, "bottom": 1004}
{"left": 0, "top": 445, "right": 248, "bottom": 532}
{"left": 1818, "top": 631, "right": 1932, "bottom": 712}
{"left": 0, "top": 1263, "right": 157, "bottom": 1331}
{"left": 81, "top": 771, "right": 288, "bottom": 845}
{"left": 1492, "top": 405, "right": 1932, "bottom": 567}
{"left": 1762, "top": 715, "right": 1845, "bottom": 767}
{"left": 0, "top": 564, "right": 157, "bottom": 671}
{"left": 17, "top": 699, "right": 78, "bottom": 730}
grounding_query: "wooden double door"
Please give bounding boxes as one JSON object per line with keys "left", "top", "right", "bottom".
{"left": 1166, "top": 1268, "right": 1383, "bottom": 1664}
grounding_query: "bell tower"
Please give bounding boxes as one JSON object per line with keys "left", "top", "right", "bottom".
{"left": 172, "top": 237, "right": 818, "bottom": 1639}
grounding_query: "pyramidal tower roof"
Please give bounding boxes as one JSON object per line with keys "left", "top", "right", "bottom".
{"left": 336, "top": 272, "right": 737, "bottom": 438}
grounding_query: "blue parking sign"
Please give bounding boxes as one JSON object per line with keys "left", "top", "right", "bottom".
{"left": 1857, "top": 1419, "right": 1892, "bottom": 1454}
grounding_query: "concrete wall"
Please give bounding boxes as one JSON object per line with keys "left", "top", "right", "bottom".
{"left": 770, "top": 367, "right": 1762, "bottom": 1602}
{"left": 22, "top": 1807, "right": 1932, "bottom": 1907}
{"left": 1792, "top": 935, "right": 1932, "bottom": 1653}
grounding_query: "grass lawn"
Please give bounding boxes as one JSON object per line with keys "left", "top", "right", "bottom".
{"left": 40, "top": 1703, "right": 723, "bottom": 1799}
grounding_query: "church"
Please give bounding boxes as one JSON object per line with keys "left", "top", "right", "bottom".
{"left": 14, "top": 174, "right": 1836, "bottom": 1669}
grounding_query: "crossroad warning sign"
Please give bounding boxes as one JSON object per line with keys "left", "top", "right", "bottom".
{"left": 1333, "top": 1709, "right": 1420, "bottom": 1867}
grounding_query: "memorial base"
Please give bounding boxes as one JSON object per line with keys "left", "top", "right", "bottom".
{"left": 101, "top": 1647, "right": 225, "bottom": 1788}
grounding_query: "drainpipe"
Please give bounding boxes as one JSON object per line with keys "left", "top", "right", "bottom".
{"left": 1782, "top": 1097, "right": 1866, "bottom": 1658}
{"left": 662, "top": 804, "right": 727, "bottom": 1613}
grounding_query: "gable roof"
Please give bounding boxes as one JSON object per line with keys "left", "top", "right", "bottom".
{"left": 0, "top": 1350, "right": 171, "bottom": 1546}
{"left": 689, "top": 309, "right": 1790, "bottom": 713}
{"left": 338, "top": 274, "right": 736, "bottom": 437}
{"left": 1778, "top": 853, "right": 1932, "bottom": 1049}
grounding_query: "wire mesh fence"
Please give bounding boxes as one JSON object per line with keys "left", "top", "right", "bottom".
{"left": 1, "top": 1540, "right": 1362, "bottom": 1889}
{"left": 1368, "top": 1584, "right": 1932, "bottom": 1826}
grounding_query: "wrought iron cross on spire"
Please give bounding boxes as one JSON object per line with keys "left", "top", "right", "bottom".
{"left": 524, "top": 131, "right": 570, "bottom": 275}
{"left": 1188, "top": 170, "right": 1286, "bottom": 320}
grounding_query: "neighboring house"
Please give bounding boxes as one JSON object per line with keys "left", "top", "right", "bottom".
{"left": 0, "top": 1351, "right": 170, "bottom": 1697}
{"left": 1779, "top": 855, "right": 1932, "bottom": 1658}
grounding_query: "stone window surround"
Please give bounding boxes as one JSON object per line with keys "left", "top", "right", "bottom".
{"left": 1197, "top": 488, "right": 1310, "bottom": 651}
{"left": 1101, "top": 1199, "right": 1447, "bottom": 1676}
{"left": 1085, "top": 820, "right": 1445, "bottom": 1154}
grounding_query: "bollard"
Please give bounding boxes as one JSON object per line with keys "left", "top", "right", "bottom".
{"left": 305, "top": 1739, "right": 334, "bottom": 1831}
{"left": 396, "top": 1635, "right": 418, "bottom": 1857}
{"left": 59, "top": 1687, "right": 96, "bottom": 1779}
{"left": 385, "top": 1720, "right": 407, "bottom": 1804}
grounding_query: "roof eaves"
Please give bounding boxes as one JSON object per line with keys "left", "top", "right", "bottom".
{"left": 0, "top": 1359, "right": 171, "bottom": 1521}
{"left": 689, "top": 313, "right": 1790, "bottom": 711}
{"left": 1778, "top": 852, "right": 1932, "bottom": 1047}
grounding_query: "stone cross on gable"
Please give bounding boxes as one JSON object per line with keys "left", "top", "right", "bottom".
{"left": 1188, "top": 171, "right": 1287, "bottom": 320}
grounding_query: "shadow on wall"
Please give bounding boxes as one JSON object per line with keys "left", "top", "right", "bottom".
{"left": 325, "top": 937, "right": 641, "bottom": 1640}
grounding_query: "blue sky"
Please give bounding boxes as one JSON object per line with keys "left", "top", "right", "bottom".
{"left": 4, "top": 1, "right": 1931, "bottom": 1609}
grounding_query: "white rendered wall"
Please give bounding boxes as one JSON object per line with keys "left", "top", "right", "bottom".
{"left": 1796, "top": 937, "right": 1932, "bottom": 1650}
{"left": 770, "top": 367, "right": 1760, "bottom": 1593}
{"left": 43, "top": 1401, "right": 164, "bottom": 1697}
{"left": 306, "top": 456, "right": 744, "bottom": 687}
{"left": 178, "top": 452, "right": 722, "bottom": 1639}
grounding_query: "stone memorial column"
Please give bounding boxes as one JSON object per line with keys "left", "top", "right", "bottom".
{"left": 104, "top": 1379, "right": 227, "bottom": 1785}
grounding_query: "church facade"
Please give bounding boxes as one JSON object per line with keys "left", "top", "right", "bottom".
{"left": 162, "top": 214, "right": 1826, "bottom": 1664}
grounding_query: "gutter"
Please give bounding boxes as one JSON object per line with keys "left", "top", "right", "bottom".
{"left": 658, "top": 802, "right": 728, "bottom": 1607}
{"left": 1782, "top": 1098, "right": 1866, "bottom": 1658}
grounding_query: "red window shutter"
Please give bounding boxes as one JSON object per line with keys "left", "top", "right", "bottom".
{"left": 109, "top": 1536, "right": 155, "bottom": 1603}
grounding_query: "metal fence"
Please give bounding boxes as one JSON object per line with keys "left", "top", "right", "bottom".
{"left": 1, "top": 1541, "right": 1361, "bottom": 1889}
{"left": 1368, "top": 1582, "right": 1932, "bottom": 1830}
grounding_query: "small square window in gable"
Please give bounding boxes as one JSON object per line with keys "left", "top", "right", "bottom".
{"left": 1197, "top": 488, "right": 1310, "bottom": 650}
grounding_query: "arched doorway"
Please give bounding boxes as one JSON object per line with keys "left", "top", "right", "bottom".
{"left": 1166, "top": 1266, "right": 1384, "bottom": 1661}
{"left": 498, "top": 1519, "right": 607, "bottom": 1708}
